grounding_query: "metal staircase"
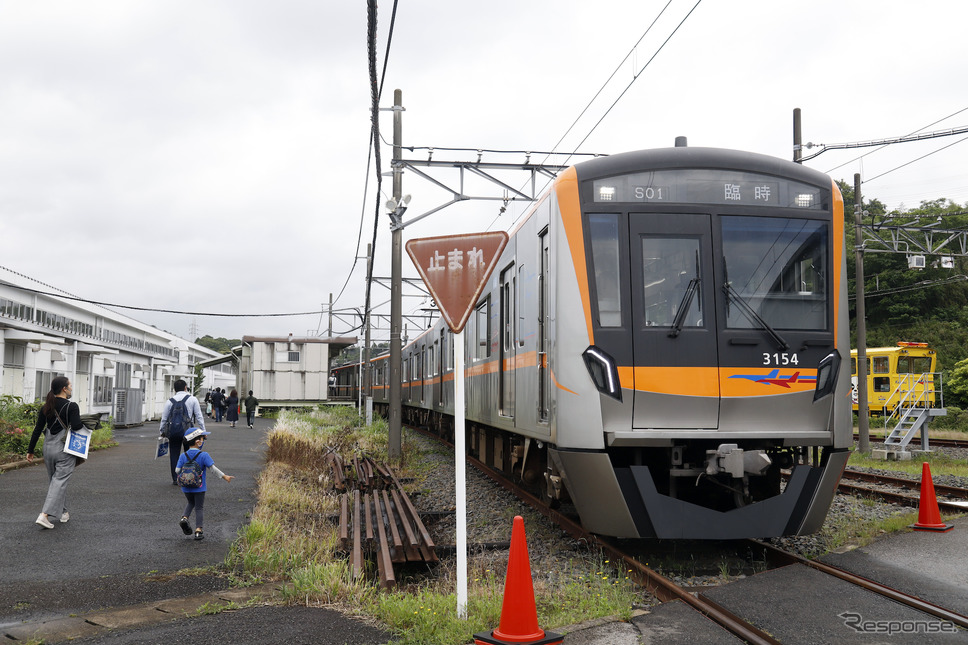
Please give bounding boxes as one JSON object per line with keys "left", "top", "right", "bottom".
{"left": 883, "top": 373, "right": 944, "bottom": 450}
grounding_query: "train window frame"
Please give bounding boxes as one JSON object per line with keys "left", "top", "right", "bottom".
{"left": 720, "top": 215, "right": 830, "bottom": 332}
{"left": 872, "top": 356, "right": 889, "bottom": 374}
{"left": 475, "top": 297, "right": 490, "bottom": 361}
{"left": 639, "top": 235, "right": 703, "bottom": 329}
{"left": 587, "top": 212, "right": 623, "bottom": 328}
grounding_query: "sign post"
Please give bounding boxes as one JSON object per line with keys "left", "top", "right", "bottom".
{"left": 406, "top": 232, "right": 508, "bottom": 619}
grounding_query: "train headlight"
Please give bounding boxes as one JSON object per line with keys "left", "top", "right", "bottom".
{"left": 813, "top": 351, "right": 841, "bottom": 402}
{"left": 582, "top": 346, "right": 622, "bottom": 401}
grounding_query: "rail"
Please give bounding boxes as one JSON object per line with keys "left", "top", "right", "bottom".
{"left": 327, "top": 454, "right": 437, "bottom": 588}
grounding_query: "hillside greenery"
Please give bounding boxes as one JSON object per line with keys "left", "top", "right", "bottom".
{"left": 195, "top": 335, "right": 241, "bottom": 354}
{"left": 841, "top": 180, "right": 968, "bottom": 408}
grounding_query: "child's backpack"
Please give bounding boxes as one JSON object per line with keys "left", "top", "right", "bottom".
{"left": 163, "top": 396, "right": 191, "bottom": 438}
{"left": 176, "top": 452, "right": 204, "bottom": 488}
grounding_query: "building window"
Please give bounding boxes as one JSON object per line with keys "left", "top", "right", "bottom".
{"left": 3, "top": 343, "right": 25, "bottom": 367}
{"left": 35, "top": 371, "right": 59, "bottom": 398}
{"left": 116, "top": 363, "right": 132, "bottom": 389}
{"left": 275, "top": 351, "right": 301, "bottom": 363}
{"left": 94, "top": 376, "right": 113, "bottom": 405}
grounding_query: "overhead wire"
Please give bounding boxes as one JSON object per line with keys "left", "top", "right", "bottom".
{"left": 487, "top": 0, "right": 703, "bottom": 232}
{"left": 3, "top": 281, "right": 326, "bottom": 318}
{"left": 537, "top": 0, "right": 675, "bottom": 168}
{"left": 824, "top": 106, "right": 968, "bottom": 174}
{"left": 864, "top": 133, "right": 968, "bottom": 184}
{"left": 325, "top": 0, "right": 399, "bottom": 332}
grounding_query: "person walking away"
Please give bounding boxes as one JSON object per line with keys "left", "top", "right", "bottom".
{"left": 26, "top": 376, "right": 84, "bottom": 529}
{"left": 204, "top": 390, "right": 213, "bottom": 419}
{"left": 176, "top": 428, "right": 234, "bottom": 540}
{"left": 158, "top": 379, "right": 205, "bottom": 485}
{"left": 243, "top": 390, "right": 259, "bottom": 428}
{"left": 211, "top": 388, "right": 224, "bottom": 422}
{"left": 225, "top": 389, "right": 240, "bottom": 428}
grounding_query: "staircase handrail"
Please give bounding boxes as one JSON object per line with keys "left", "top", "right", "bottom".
{"left": 883, "top": 372, "right": 941, "bottom": 429}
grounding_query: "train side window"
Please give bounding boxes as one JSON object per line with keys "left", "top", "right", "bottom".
{"left": 475, "top": 298, "right": 490, "bottom": 360}
{"left": 874, "top": 377, "right": 891, "bottom": 392}
{"left": 588, "top": 213, "right": 622, "bottom": 327}
{"left": 872, "top": 357, "right": 889, "bottom": 374}
{"left": 851, "top": 358, "right": 856, "bottom": 376}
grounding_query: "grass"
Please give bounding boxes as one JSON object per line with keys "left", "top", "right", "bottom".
{"left": 848, "top": 448, "right": 968, "bottom": 478}
{"left": 227, "top": 407, "right": 643, "bottom": 645}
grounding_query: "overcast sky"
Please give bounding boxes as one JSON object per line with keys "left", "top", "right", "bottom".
{"left": 2, "top": 1, "right": 966, "bottom": 344}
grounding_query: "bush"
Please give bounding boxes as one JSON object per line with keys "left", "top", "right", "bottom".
{"left": 0, "top": 395, "right": 40, "bottom": 458}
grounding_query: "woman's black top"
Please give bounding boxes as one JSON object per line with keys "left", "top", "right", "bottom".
{"left": 28, "top": 398, "right": 82, "bottom": 454}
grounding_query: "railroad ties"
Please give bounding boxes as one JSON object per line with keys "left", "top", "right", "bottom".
{"left": 330, "top": 453, "right": 437, "bottom": 588}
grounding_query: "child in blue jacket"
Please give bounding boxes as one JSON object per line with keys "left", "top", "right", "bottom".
{"left": 175, "top": 428, "right": 234, "bottom": 540}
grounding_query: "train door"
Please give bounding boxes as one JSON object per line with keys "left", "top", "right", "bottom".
{"left": 629, "top": 213, "right": 720, "bottom": 428}
{"left": 500, "top": 265, "right": 515, "bottom": 418}
{"left": 538, "top": 230, "right": 550, "bottom": 424}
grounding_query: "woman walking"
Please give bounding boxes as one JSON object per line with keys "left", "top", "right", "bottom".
{"left": 225, "top": 389, "right": 240, "bottom": 428}
{"left": 26, "top": 376, "right": 84, "bottom": 529}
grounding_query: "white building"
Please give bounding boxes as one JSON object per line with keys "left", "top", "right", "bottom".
{"left": 206, "top": 335, "right": 355, "bottom": 409}
{"left": 0, "top": 266, "right": 235, "bottom": 423}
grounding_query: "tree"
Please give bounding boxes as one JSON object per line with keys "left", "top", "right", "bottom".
{"left": 195, "top": 336, "right": 240, "bottom": 354}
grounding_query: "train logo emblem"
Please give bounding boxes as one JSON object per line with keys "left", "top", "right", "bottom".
{"left": 729, "top": 369, "right": 817, "bottom": 389}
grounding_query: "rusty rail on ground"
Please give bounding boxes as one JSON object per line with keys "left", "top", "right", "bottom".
{"left": 327, "top": 454, "right": 437, "bottom": 588}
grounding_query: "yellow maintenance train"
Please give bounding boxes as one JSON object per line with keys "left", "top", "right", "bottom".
{"left": 851, "top": 342, "right": 938, "bottom": 414}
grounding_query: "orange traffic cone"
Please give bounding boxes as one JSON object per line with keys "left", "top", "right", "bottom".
{"left": 910, "top": 462, "right": 954, "bottom": 532}
{"left": 473, "top": 516, "right": 563, "bottom": 645}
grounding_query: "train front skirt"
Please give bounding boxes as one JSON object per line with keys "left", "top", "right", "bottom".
{"left": 552, "top": 448, "right": 850, "bottom": 540}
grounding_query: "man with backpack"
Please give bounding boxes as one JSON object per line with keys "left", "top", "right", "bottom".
{"left": 158, "top": 379, "right": 206, "bottom": 485}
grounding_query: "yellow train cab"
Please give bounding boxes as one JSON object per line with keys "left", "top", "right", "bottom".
{"left": 851, "top": 342, "right": 937, "bottom": 414}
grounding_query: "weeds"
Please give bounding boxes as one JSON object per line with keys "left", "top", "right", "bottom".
{"left": 230, "top": 408, "right": 641, "bottom": 645}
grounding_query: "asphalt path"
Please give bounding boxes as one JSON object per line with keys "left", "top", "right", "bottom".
{"left": 0, "top": 413, "right": 396, "bottom": 644}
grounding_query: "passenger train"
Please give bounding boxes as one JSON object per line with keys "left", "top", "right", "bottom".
{"left": 333, "top": 145, "right": 851, "bottom": 539}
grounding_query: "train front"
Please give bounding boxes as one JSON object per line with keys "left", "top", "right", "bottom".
{"left": 548, "top": 147, "right": 852, "bottom": 539}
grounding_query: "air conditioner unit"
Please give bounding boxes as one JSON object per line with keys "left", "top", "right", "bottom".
{"left": 941, "top": 256, "right": 955, "bottom": 269}
{"left": 113, "top": 388, "right": 144, "bottom": 427}
{"left": 907, "top": 255, "right": 926, "bottom": 270}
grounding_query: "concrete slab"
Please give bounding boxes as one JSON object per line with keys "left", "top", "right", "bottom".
{"left": 565, "top": 621, "right": 641, "bottom": 644}
{"left": 215, "top": 582, "right": 280, "bottom": 603}
{"left": 632, "top": 599, "right": 742, "bottom": 645}
{"left": 820, "top": 516, "right": 968, "bottom": 616}
{"left": 702, "top": 564, "right": 968, "bottom": 643}
{"left": 87, "top": 605, "right": 172, "bottom": 629}
{"left": 155, "top": 592, "right": 226, "bottom": 615}
{"left": 4, "top": 615, "right": 105, "bottom": 642}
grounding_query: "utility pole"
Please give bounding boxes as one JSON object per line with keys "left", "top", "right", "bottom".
{"left": 854, "top": 173, "right": 870, "bottom": 453}
{"left": 389, "top": 89, "right": 403, "bottom": 461}
{"left": 363, "top": 243, "right": 373, "bottom": 420}
{"left": 327, "top": 293, "right": 333, "bottom": 337}
{"left": 793, "top": 108, "right": 802, "bottom": 164}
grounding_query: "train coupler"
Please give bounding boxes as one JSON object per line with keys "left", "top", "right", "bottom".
{"left": 705, "top": 444, "right": 771, "bottom": 478}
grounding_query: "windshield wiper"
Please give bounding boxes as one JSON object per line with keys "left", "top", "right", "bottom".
{"left": 722, "top": 282, "right": 789, "bottom": 351}
{"left": 668, "top": 278, "right": 700, "bottom": 338}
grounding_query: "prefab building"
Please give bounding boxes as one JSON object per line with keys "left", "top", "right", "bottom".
{"left": 235, "top": 335, "right": 357, "bottom": 408}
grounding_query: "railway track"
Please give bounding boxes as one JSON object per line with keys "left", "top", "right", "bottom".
{"left": 839, "top": 468, "right": 968, "bottom": 513}
{"left": 853, "top": 432, "right": 968, "bottom": 449}
{"left": 751, "top": 540, "right": 968, "bottom": 630}
{"left": 413, "top": 423, "right": 968, "bottom": 641}
{"left": 411, "top": 425, "right": 785, "bottom": 644}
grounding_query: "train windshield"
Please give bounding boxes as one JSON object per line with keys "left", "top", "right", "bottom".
{"left": 721, "top": 216, "right": 828, "bottom": 331}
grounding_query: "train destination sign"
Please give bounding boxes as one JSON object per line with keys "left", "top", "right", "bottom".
{"left": 406, "top": 231, "right": 508, "bottom": 334}
{"left": 591, "top": 169, "right": 823, "bottom": 209}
